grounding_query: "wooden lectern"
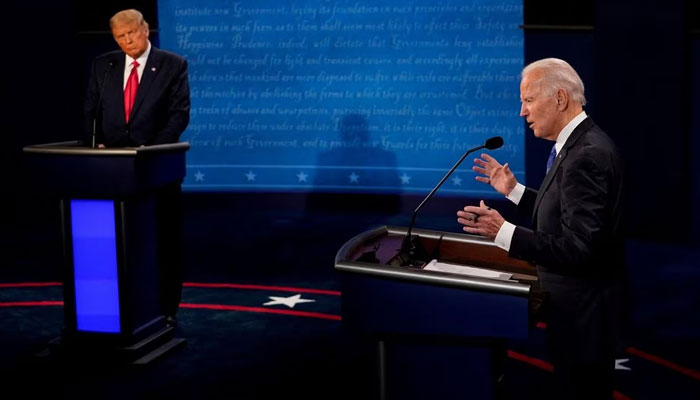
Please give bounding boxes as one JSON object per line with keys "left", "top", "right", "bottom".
{"left": 23, "top": 141, "right": 189, "bottom": 364}
{"left": 335, "top": 225, "right": 541, "bottom": 400}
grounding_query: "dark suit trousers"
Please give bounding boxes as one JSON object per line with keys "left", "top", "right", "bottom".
{"left": 541, "top": 274, "right": 619, "bottom": 400}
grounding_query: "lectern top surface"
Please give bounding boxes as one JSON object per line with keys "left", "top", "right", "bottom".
{"left": 23, "top": 141, "right": 190, "bottom": 156}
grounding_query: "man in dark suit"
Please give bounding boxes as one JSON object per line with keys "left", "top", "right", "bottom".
{"left": 457, "top": 58, "right": 626, "bottom": 399}
{"left": 83, "top": 9, "right": 190, "bottom": 325}
{"left": 84, "top": 9, "right": 190, "bottom": 147}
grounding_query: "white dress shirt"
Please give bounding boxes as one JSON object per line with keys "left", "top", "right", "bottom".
{"left": 122, "top": 41, "right": 151, "bottom": 90}
{"left": 494, "top": 111, "right": 588, "bottom": 251}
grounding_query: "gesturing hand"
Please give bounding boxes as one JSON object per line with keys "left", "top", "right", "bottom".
{"left": 473, "top": 153, "right": 517, "bottom": 196}
{"left": 456, "top": 200, "right": 505, "bottom": 241}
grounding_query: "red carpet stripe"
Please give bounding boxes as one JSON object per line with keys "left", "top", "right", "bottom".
{"left": 507, "top": 349, "right": 554, "bottom": 372}
{"left": 507, "top": 350, "right": 632, "bottom": 399}
{"left": 183, "top": 282, "right": 341, "bottom": 296}
{"left": 179, "top": 302, "right": 341, "bottom": 321}
{"left": 0, "top": 282, "right": 62, "bottom": 288}
{"left": 2, "top": 281, "right": 698, "bottom": 388}
{"left": 0, "top": 301, "right": 63, "bottom": 307}
{"left": 0, "top": 281, "right": 341, "bottom": 296}
{"left": 536, "top": 320, "right": 700, "bottom": 383}
{"left": 626, "top": 346, "right": 700, "bottom": 381}
{"left": 613, "top": 391, "right": 633, "bottom": 400}
{"left": 0, "top": 300, "right": 342, "bottom": 321}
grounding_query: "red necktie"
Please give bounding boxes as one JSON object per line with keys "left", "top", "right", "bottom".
{"left": 124, "top": 60, "right": 140, "bottom": 123}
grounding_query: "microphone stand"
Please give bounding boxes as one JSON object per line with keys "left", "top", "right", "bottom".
{"left": 91, "top": 61, "right": 115, "bottom": 148}
{"left": 399, "top": 143, "right": 488, "bottom": 267}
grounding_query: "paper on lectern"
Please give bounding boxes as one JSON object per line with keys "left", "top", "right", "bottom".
{"left": 423, "top": 259, "right": 513, "bottom": 281}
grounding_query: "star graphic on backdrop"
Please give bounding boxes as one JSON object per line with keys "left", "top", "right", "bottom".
{"left": 297, "top": 171, "right": 308, "bottom": 183}
{"left": 245, "top": 170, "right": 256, "bottom": 182}
{"left": 615, "top": 358, "right": 631, "bottom": 371}
{"left": 451, "top": 175, "right": 462, "bottom": 186}
{"left": 400, "top": 173, "right": 411, "bottom": 184}
{"left": 263, "top": 294, "right": 315, "bottom": 309}
{"left": 194, "top": 171, "right": 205, "bottom": 182}
{"left": 349, "top": 172, "right": 359, "bottom": 183}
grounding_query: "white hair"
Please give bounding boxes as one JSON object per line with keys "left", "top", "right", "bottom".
{"left": 522, "top": 58, "right": 586, "bottom": 106}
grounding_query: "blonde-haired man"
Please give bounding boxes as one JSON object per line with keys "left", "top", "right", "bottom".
{"left": 83, "top": 9, "right": 190, "bottom": 326}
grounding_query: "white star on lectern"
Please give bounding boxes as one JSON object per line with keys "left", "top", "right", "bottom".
{"left": 615, "top": 358, "right": 631, "bottom": 371}
{"left": 349, "top": 172, "right": 359, "bottom": 183}
{"left": 400, "top": 173, "right": 411, "bottom": 184}
{"left": 297, "top": 171, "right": 308, "bottom": 183}
{"left": 245, "top": 170, "right": 257, "bottom": 181}
{"left": 452, "top": 175, "right": 462, "bottom": 186}
{"left": 263, "top": 294, "right": 315, "bottom": 309}
{"left": 194, "top": 171, "right": 205, "bottom": 182}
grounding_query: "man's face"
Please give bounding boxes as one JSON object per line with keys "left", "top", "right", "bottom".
{"left": 112, "top": 20, "right": 149, "bottom": 59}
{"left": 519, "top": 71, "right": 560, "bottom": 140}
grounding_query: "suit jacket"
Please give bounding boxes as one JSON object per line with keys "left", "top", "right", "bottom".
{"left": 84, "top": 47, "right": 190, "bottom": 147}
{"left": 509, "top": 117, "right": 626, "bottom": 364}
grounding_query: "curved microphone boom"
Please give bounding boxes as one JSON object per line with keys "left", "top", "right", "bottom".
{"left": 399, "top": 136, "right": 504, "bottom": 267}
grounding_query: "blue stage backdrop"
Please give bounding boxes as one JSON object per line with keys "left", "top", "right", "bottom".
{"left": 158, "top": 0, "right": 524, "bottom": 196}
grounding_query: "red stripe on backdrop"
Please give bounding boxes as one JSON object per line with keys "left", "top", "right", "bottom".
{"left": 183, "top": 282, "right": 341, "bottom": 296}
{"left": 179, "top": 302, "right": 342, "bottom": 321}
{"left": 0, "top": 301, "right": 64, "bottom": 307}
{"left": 626, "top": 346, "right": 700, "bottom": 381}
{"left": 0, "top": 282, "right": 63, "bottom": 288}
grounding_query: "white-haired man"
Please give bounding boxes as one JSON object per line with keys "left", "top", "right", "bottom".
{"left": 458, "top": 58, "right": 626, "bottom": 399}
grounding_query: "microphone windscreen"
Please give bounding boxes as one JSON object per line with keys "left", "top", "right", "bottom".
{"left": 485, "top": 136, "right": 504, "bottom": 150}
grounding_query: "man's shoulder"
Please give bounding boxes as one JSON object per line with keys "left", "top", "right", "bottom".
{"left": 150, "top": 47, "right": 187, "bottom": 64}
{"left": 570, "top": 118, "right": 615, "bottom": 149}
{"left": 569, "top": 120, "right": 622, "bottom": 167}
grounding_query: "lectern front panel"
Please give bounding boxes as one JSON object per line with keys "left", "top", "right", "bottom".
{"left": 70, "top": 199, "right": 121, "bottom": 333}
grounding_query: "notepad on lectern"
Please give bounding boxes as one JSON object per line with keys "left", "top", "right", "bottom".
{"left": 424, "top": 259, "right": 513, "bottom": 281}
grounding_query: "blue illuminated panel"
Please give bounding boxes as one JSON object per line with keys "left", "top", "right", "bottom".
{"left": 70, "top": 199, "right": 121, "bottom": 333}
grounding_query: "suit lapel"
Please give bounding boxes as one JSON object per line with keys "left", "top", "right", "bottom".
{"left": 532, "top": 147, "right": 567, "bottom": 223}
{"left": 129, "top": 49, "right": 159, "bottom": 122}
{"left": 108, "top": 56, "right": 127, "bottom": 124}
{"left": 532, "top": 117, "right": 594, "bottom": 223}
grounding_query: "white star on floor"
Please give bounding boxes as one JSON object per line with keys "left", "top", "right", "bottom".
{"left": 349, "top": 172, "right": 359, "bottom": 183}
{"left": 263, "top": 294, "right": 315, "bottom": 308}
{"left": 451, "top": 175, "right": 462, "bottom": 186}
{"left": 615, "top": 358, "right": 631, "bottom": 371}
{"left": 297, "top": 171, "right": 308, "bottom": 183}
{"left": 194, "top": 171, "right": 205, "bottom": 182}
{"left": 245, "top": 170, "right": 256, "bottom": 181}
{"left": 400, "top": 173, "right": 411, "bottom": 184}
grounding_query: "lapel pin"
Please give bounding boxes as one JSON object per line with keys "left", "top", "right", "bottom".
{"left": 151, "top": 67, "right": 156, "bottom": 71}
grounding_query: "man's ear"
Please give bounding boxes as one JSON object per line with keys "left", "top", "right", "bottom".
{"left": 556, "top": 89, "right": 568, "bottom": 109}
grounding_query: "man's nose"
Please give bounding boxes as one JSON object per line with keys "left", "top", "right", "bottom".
{"left": 519, "top": 103, "right": 527, "bottom": 117}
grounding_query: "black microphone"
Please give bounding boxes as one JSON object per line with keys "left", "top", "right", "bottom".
{"left": 398, "top": 136, "right": 504, "bottom": 267}
{"left": 91, "top": 59, "right": 116, "bottom": 148}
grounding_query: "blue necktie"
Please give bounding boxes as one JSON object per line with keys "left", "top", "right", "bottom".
{"left": 546, "top": 145, "right": 557, "bottom": 174}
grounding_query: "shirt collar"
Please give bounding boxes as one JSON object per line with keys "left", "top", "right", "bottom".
{"left": 555, "top": 110, "right": 587, "bottom": 153}
{"left": 125, "top": 41, "right": 151, "bottom": 67}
